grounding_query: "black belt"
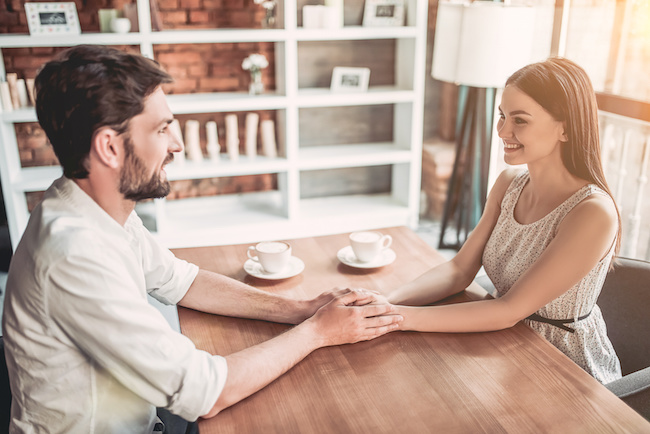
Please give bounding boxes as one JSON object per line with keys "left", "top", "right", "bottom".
{"left": 526, "top": 311, "right": 592, "bottom": 333}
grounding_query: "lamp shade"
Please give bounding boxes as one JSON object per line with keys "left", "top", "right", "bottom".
{"left": 432, "top": 1, "right": 536, "bottom": 88}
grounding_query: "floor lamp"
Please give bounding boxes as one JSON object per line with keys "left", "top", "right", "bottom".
{"left": 432, "top": 1, "right": 536, "bottom": 249}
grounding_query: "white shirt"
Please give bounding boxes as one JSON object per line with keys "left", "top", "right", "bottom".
{"left": 2, "top": 177, "right": 228, "bottom": 433}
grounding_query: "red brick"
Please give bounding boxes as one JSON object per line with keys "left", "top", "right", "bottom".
{"left": 209, "top": 65, "right": 238, "bottom": 77}
{"left": 7, "top": 0, "right": 21, "bottom": 12}
{"left": 187, "top": 64, "right": 208, "bottom": 77}
{"left": 199, "top": 76, "right": 239, "bottom": 91}
{"left": 165, "top": 65, "right": 189, "bottom": 79}
{"left": 30, "top": 47, "right": 56, "bottom": 55}
{"left": 223, "top": 0, "right": 245, "bottom": 9}
{"left": 162, "top": 10, "right": 187, "bottom": 25}
{"left": 0, "top": 13, "right": 19, "bottom": 26}
{"left": 180, "top": 0, "right": 201, "bottom": 9}
{"left": 12, "top": 55, "right": 50, "bottom": 70}
{"left": 189, "top": 10, "right": 209, "bottom": 23}
{"left": 158, "top": 0, "right": 180, "bottom": 9}
{"left": 203, "top": 0, "right": 223, "bottom": 8}
{"left": 168, "top": 77, "right": 200, "bottom": 93}
{"left": 156, "top": 50, "right": 202, "bottom": 66}
{"left": 19, "top": 150, "right": 33, "bottom": 165}
{"left": 32, "top": 147, "right": 58, "bottom": 166}
{"left": 6, "top": 47, "right": 30, "bottom": 56}
{"left": 20, "top": 134, "right": 49, "bottom": 151}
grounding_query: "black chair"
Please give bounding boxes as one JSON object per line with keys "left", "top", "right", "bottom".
{"left": 0, "top": 336, "right": 12, "bottom": 431}
{"left": 599, "top": 257, "right": 650, "bottom": 420}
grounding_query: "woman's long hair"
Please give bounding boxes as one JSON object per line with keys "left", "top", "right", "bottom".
{"left": 506, "top": 57, "right": 621, "bottom": 255}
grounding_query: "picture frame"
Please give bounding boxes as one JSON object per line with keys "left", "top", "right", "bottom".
{"left": 362, "top": 0, "right": 405, "bottom": 27}
{"left": 330, "top": 67, "right": 371, "bottom": 93}
{"left": 25, "top": 3, "right": 81, "bottom": 35}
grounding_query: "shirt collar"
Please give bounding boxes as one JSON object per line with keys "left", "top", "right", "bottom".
{"left": 50, "top": 176, "right": 138, "bottom": 243}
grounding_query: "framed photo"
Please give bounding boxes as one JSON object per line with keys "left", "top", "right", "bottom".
{"left": 362, "top": 0, "right": 405, "bottom": 27}
{"left": 25, "top": 3, "right": 81, "bottom": 35}
{"left": 330, "top": 67, "right": 371, "bottom": 93}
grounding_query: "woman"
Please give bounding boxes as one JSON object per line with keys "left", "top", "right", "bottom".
{"left": 388, "top": 57, "right": 622, "bottom": 384}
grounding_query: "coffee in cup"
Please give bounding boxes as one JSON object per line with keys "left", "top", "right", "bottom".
{"left": 349, "top": 231, "right": 392, "bottom": 262}
{"left": 247, "top": 241, "right": 292, "bottom": 273}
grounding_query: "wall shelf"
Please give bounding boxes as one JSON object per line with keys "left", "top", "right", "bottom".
{"left": 0, "top": 0, "right": 427, "bottom": 249}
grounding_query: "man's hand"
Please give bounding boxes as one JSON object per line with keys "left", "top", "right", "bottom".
{"left": 297, "top": 287, "right": 372, "bottom": 322}
{"left": 304, "top": 289, "right": 403, "bottom": 348}
{"left": 204, "top": 288, "right": 401, "bottom": 418}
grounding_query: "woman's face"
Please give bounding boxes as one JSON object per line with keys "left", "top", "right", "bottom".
{"left": 496, "top": 85, "right": 567, "bottom": 167}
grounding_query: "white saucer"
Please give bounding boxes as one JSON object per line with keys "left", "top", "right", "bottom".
{"left": 337, "top": 246, "right": 396, "bottom": 269}
{"left": 244, "top": 256, "right": 305, "bottom": 280}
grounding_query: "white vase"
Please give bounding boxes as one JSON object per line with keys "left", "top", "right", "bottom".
{"left": 110, "top": 17, "right": 131, "bottom": 33}
{"left": 249, "top": 70, "right": 264, "bottom": 95}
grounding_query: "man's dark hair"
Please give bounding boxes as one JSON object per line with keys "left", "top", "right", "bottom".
{"left": 34, "top": 45, "right": 173, "bottom": 179}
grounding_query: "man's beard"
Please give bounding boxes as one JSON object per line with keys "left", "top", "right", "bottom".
{"left": 119, "top": 135, "right": 173, "bottom": 202}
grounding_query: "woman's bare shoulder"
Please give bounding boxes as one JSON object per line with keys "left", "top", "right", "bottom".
{"left": 557, "top": 191, "right": 618, "bottom": 254}
{"left": 486, "top": 168, "right": 525, "bottom": 206}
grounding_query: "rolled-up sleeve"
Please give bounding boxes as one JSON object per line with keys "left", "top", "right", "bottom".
{"left": 133, "top": 216, "right": 199, "bottom": 305}
{"left": 45, "top": 237, "right": 225, "bottom": 421}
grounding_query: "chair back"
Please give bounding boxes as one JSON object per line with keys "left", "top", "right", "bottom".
{"left": 0, "top": 336, "right": 11, "bottom": 431}
{"left": 598, "top": 257, "right": 650, "bottom": 376}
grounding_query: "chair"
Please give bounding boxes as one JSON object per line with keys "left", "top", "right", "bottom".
{"left": 0, "top": 336, "right": 12, "bottom": 431}
{"left": 598, "top": 257, "right": 650, "bottom": 420}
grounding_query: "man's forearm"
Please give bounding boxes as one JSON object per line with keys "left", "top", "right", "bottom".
{"left": 203, "top": 320, "right": 321, "bottom": 417}
{"left": 178, "top": 269, "right": 312, "bottom": 324}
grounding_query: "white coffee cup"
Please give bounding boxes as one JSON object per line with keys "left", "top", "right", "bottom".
{"left": 247, "top": 241, "right": 291, "bottom": 273}
{"left": 110, "top": 17, "right": 132, "bottom": 33}
{"left": 349, "top": 231, "right": 392, "bottom": 262}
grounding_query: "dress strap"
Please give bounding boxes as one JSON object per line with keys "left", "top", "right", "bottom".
{"left": 526, "top": 311, "right": 592, "bottom": 333}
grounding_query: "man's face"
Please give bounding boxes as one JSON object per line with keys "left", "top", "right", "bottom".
{"left": 118, "top": 87, "right": 183, "bottom": 202}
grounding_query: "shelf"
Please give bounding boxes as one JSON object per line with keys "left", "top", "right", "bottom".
{"left": 298, "top": 193, "right": 410, "bottom": 229}
{"left": 298, "top": 143, "right": 412, "bottom": 170}
{"left": 165, "top": 92, "right": 287, "bottom": 114}
{"left": 296, "top": 26, "right": 418, "bottom": 41}
{"left": 0, "top": 29, "right": 285, "bottom": 48}
{"left": 166, "top": 155, "right": 288, "bottom": 180}
{"left": 144, "top": 191, "right": 288, "bottom": 247}
{"left": 0, "top": 26, "right": 417, "bottom": 48}
{"left": 139, "top": 192, "right": 411, "bottom": 248}
{"left": 12, "top": 166, "right": 62, "bottom": 192}
{"left": 296, "top": 87, "right": 415, "bottom": 107}
{"left": 0, "top": 32, "right": 143, "bottom": 48}
{"left": 150, "top": 28, "right": 287, "bottom": 44}
{"left": 1, "top": 108, "right": 37, "bottom": 123}
{"left": 0, "top": 93, "right": 287, "bottom": 122}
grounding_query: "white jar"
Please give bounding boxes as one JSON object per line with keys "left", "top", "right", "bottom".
{"left": 110, "top": 17, "right": 132, "bottom": 33}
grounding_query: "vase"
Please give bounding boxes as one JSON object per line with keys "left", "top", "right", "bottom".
{"left": 262, "top": 7, "right": 276, "bottom": 28}
{"left": 249, "top": 70, "right": 264, "bottom": 95}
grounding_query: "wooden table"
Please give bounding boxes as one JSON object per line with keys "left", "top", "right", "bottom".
{"left": 174, "top": 227, "right": 650, "bottom": 433}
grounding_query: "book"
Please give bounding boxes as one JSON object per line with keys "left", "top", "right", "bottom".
{"left": 0, "top": 82, "right": 13, "bottom": 112}
{"left": 6, "top": 73, "right": 21, "bottom": 109}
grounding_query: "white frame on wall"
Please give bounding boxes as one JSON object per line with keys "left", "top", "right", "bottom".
{"left": 25, "top": 3, "right": 81, "bottom": 36}
{"left": 362, "top": 0, "right": 406, "bottom": 27}
{"left": 330, "top": 67, "right": 371, "bottom": 92}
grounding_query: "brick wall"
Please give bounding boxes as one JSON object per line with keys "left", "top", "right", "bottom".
{"left": 155, "top": 43, "right": 276, "bottom": 94}
{"left": 0, "top": 0, "right": 267, "bottom": 33}
{"left": 2, "top": 1, "right": 278, "bottom": 211}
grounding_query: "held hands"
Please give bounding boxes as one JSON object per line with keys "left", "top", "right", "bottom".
{"left": 305, "top": 288, "right": 403, "bottom": 348}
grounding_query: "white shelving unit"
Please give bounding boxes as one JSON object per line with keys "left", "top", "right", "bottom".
{"left": 0, "top": 0, "right": 427, "bottom": 249}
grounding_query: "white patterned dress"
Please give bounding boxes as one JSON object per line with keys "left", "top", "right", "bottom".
{"left": 482, "top": 171, "right": 622, "bottom": 384}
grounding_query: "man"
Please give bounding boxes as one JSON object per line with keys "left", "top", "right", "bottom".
{"left": 2, "top": 45, "right": 402, "bottom": 433}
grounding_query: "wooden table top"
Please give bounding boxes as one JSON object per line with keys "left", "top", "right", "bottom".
{"left": 174, "top": 226, "right": 650, "bottom": 433}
